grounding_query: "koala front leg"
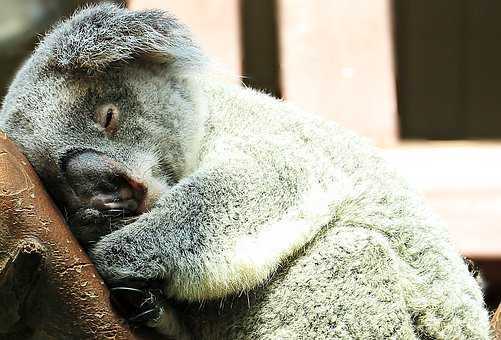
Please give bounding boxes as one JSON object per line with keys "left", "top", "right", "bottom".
{"left": 90, "top": 152, "right": 312, "bottom": 295}
{"left": 90, "top": 150, "right": 337, "bottom": 329}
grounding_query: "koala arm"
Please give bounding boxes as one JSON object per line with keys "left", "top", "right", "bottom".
{"left": 90, "top": 139, "right": 337, "bottom": 301}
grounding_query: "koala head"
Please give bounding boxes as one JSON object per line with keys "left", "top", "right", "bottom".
{"left": 0, "top": 4, "right": 207, "bottom": 245}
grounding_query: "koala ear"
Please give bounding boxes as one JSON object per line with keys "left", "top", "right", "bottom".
{"left": 40, "top": 4, "right": 206, "bottom": 73}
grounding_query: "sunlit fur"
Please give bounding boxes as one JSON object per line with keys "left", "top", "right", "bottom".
{"left": 0, "top": 4, "right": 491, "bottom": 339}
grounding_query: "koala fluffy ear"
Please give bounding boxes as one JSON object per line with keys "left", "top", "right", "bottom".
{"left": 40, "top": 4, "right": 206, "bottom": 73}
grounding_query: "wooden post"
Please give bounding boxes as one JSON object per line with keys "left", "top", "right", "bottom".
{"left": 277, "top": 0, "right": 398, "bottom": 146}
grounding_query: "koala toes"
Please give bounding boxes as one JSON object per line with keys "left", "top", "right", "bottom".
{"left": 109, "top": 282, "right": 190, "bottom": 339}
{"left": 110, "top": 282, "right": 165, "bottom": 326}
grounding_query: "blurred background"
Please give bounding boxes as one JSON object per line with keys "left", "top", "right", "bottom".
{"left": 0, "top": 0, "right": 499, "bottom": 312}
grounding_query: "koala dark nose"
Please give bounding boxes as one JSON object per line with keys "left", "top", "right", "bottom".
{"left": 62, "top": 149, "right": 146, "bottom": 215}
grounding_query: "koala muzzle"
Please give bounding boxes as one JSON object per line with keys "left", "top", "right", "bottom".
{"left": 62, "top": 149, "right": 146, "bottom": 215}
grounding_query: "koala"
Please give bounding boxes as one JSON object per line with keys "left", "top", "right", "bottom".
{"left": 0, "top": 4, "right": 491, "bottom": 339}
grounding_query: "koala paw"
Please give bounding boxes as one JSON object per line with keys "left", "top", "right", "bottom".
{"left": 110, "top": 281, "right": 165, "bottom": 326}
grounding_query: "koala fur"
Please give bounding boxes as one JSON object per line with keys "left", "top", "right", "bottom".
{"left": 0, "top": 4, "right": 491, "bottom": 339}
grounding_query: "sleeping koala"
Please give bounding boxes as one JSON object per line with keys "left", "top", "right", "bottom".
{"left": 0, "top": 4, "right": 491, "bottom": 339}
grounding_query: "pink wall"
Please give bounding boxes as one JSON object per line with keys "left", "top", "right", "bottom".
{"left": 278, "top": 0, "right": 398, "bottom": 145}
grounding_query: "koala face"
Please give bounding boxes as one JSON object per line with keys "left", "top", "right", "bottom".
{"left": 0, "top": 4, "right": 206, "bottom": 245}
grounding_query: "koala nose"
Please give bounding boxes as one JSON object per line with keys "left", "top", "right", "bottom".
{"left": 62, "top": 149, "right": 146, "bottom": 215}
{"left": 89, "top": 177, "right": 145, "bottom": 214}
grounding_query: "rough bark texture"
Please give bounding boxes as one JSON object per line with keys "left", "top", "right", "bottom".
{"left": 0, "top": 132, "right": 135, "bottom": 339}
{"left": 493, "top": 303, "right": 501, "bottom": 340}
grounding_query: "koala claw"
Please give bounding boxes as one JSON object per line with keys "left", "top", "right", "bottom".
{"left": 109, "top": 286, "right": 164, "bottom": 326}
{"left": 128, "top": 308, "right": 162, "bottom": 324}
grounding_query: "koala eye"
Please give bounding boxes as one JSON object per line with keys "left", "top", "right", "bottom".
{"left": 95, "top": 104, "right": 119, "bottom": 135}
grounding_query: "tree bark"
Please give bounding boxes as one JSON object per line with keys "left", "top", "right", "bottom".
{"left": 493, "top": 303, "right": 501, "bottom": 340}
{"left": 0, "top": 132, "right": 135, "bottom": 339}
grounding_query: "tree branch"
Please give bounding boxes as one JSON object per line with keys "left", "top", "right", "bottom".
{"left": 493, "top": 303, "right": 501, "bottom": 340}
{"left": 0, "top": 132, "right": 136, "bottom": 339}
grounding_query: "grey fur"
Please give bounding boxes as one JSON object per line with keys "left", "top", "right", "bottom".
{"left": 40, "top": 3, "right": 205, "bottom": 74}
{"left": 0, "top": 4, "right": 491, "bottom": 339}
